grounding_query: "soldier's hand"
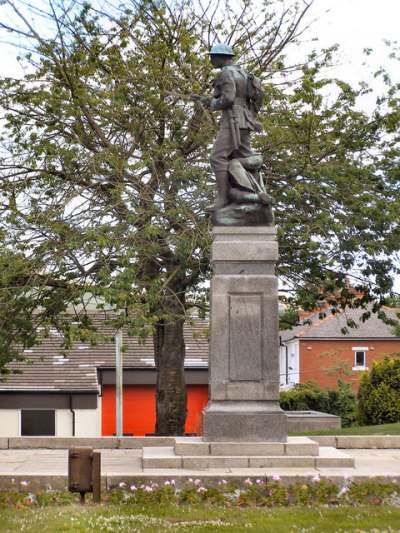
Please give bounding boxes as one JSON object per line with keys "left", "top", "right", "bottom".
{"left": 199, "top": 96, "right": 212, "bottom": 107}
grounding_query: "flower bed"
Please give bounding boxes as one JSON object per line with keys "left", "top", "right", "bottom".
{"left": 1, "top": 476, "right": 399, "bottom": 508}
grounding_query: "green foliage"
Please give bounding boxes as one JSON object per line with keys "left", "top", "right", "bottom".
{"left": 280, "top": 380, "right": 356, "bottom": 427}
{"left": 0, "top": 0, "right": 398, "bottom": 362}
{"left": 1, "top": 478, "right": 399, "bottom": 509}
{"left": 356, "top": 356, "right": 400, "bottom": 425}
{"left": 0, "top": 0, "right": 400, "bottom": 430}
{"left": 325, "top": 379, "right": 357, "bottom": 428}
{"left": 279, "top": 305, "right": 300, "bottom": 330}
{"left": 280, "top": 381, "right": 331, "bottom": 412}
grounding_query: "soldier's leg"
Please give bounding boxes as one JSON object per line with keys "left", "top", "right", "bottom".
{"left": 233, "top": 129, "right": 273, "bottom": 205}
{"left": 207, "top": 128, "right": 234, "bottom": 211}
{"left": 234, "top": 129, "right": 254, "bottom": 159}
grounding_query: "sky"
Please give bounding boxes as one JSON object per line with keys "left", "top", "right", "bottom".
{"left": 305, "top": 0, "right": 400, "bottom": 90}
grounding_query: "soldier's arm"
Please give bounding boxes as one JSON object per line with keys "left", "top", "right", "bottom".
{"left": 210, "top": 69, "right": 236, "bottom": 111}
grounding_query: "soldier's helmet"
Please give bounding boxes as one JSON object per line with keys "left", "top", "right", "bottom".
{"left": 208, "top": 43, "right": 235, "bottom": 56}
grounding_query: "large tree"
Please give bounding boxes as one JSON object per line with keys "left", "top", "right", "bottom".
{"left": 0, "top": 0, "right": 399, "bottom": 433}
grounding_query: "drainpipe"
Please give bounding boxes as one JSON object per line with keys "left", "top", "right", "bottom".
{"left": 285, "top": 344, "right": 289, "bottom": 385}
{"left": 69, "top": 393, "right": 76, "bottom": 437}
{"left": 279, "top": 336, "right": 289, "bottom": 386}
{"left": 115, "top": 328, "right": 123, "bottom": 437}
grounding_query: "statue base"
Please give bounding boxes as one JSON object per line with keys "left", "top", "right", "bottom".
{"left": 203, "top": 401, "right": 286, "bottom": 442}
{"left": 202, "top": 226, "right": 286, "bottom": 442}
{"left": 212, "top": 201, "right": 274, "bottom": 227}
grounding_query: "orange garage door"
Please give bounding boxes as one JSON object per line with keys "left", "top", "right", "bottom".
{"left": 102, "top": 384, "right": 208, "bottom": 436}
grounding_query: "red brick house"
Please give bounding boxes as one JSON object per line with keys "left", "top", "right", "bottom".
{"left": 279, "top": 306, "right": 400, "bottom": 390}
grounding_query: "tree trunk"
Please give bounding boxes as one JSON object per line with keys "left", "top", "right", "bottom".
{"left": 153, "top": 311, "right": 187, "bottom": 436}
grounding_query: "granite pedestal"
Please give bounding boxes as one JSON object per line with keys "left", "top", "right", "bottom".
{"left": 203, "top": 226, "right": 287, "bottom": 442}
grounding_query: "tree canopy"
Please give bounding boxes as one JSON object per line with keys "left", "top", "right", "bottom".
{"left": 0, "top": 0, "right": 399, "bottom": 432}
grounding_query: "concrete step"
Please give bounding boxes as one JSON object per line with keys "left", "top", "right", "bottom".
{"left": 315, "top": 447, "right": 355, "bottom": 468}
{"left": 142, "top": 445, "right": 355, "bottom": 470}
{"left": 143, "top": 447, "right": 182, "bottom": 469}
{"left": 174, "top": 436, "right": 319, "bottom": 457}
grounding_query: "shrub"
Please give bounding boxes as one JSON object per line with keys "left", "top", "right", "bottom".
{"left": 279, "top": 381, "right": 331, "bottom": 412}
{"left": 326, "top": 379, "right": 356, "bottom": 427}
{"left": 279, "top": 380, "right": 356, "bottom": 427}
{"left": 356, "top": 356, "right": 400, "bottom": 426}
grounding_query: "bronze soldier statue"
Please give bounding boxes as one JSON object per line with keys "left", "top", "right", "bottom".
{"left": 201, "top": 43, "right": 273, "bottom": 222}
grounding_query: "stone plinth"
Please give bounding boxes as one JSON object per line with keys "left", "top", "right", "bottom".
{"left": 203, "top": 226, "right": 287, "bottom": 442}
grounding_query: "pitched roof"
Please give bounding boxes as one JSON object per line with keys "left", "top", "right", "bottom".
{"left": 0, "top": 314, "right": 209, "bottom": 393}
{"left": 281, "top": 305, "right": 400, "bottom": 343}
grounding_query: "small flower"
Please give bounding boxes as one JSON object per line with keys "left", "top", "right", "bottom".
{"left": 338, "top": 486, "right": 348, "bottom": 497}
{"left": 272, "top": 475, "right": 281, "bottom": 481}
{"left": 20, "top": 480, "right": 29, "bottom": 487}
{"left": 170, "top": 479, "right": 176, "bottom": 485}
{"left": 218, "top": 479, "right": 228, "bottom": 486}
{"left": 194, "top": 479, "right": 201, "bottom": 486}
{"left": 164, "top": 480, "right": 171, "bottom": 485}
{"left": 343, "top": 474, "right": 351, "bottom": 480}
{"left": 312, "top": 475, "right": 320, "bottom": 483}
{"left": 197, "top": 486, "right": 207, "bottom": 493}
{"left": 130, "top": 485, "right": 137, "bottom": 491}
{"left": 144, "top": 486, "right": 153, "bottom": 492}
{"left": 26, "top": 492, "right": 37, "bottom": 503}
{"left": 188, "top": 478, "right": 193, "bottom": 483}
{"left": 245, "top": 478, "right": 253, "bottom": 486}
{"left": 119, "top": 481, "right": 126, "bottom": 488}
{"left": 256, "top": 479, "right": 261, "bottom": 484}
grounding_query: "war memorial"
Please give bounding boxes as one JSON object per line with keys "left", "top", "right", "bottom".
{"left": 139, "top": 43, "right": 353, "bottom": 468}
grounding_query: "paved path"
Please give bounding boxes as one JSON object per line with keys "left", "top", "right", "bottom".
{"left": 1, "top": 448, "right": 400, "bottom": 491}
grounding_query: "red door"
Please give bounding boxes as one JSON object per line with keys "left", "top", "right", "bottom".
{"left": 102, "top": 384, "right": 208, "bottom": 436}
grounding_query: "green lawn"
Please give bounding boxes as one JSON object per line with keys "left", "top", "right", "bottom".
{"left": 289, "top": 421, "right": 400, "bottom": 436}
{"left": 1, "top": 503, "right": 400, "bottom": 532}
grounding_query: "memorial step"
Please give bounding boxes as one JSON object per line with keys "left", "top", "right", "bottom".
{"left": 174, "top": 437, "right": 319, "bottom": 457}
{"left": 142, "top": 441, "right": 355, "bottom": 470}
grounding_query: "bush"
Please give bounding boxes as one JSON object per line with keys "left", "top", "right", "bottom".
{"left": 280, "top": 380, "right": 356, "bottom": 427}
{"left": 327, "top": 380, "right": 356, "bottom": 428}
{"left": 356, "top": 356, "right": 400, "bottom": 426}
{"left": 280, "top": 381, "right": 330, "bottom": 412}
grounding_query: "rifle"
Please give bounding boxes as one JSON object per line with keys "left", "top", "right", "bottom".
{"left": 167, "top": 91, "right": 203, "bottom": 103}
{"left": 228, "top": 108, "right": 240, "bottom": 151}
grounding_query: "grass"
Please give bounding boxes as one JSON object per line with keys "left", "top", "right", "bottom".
{"left": 289, "top": 421, "right": 400, "bottom": 436}
{"left": 1, "top": 503, "right": 400, "bottom": 532}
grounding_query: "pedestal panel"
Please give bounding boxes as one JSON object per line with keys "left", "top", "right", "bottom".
{"left": 203, "top": 226, "right": 287, "bottom": 442}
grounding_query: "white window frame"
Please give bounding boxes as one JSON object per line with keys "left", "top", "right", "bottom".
{"left": 352, "top": 346, "right": 368, "bottom": 371}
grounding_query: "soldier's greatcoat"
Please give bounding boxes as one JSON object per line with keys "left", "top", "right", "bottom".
{"left": 210, "top": 65, "right": 255, "bottom": 172}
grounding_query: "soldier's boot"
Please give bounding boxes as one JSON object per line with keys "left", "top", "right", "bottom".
{"left": 205, "top": 171, "right": 230, "bottom": 212}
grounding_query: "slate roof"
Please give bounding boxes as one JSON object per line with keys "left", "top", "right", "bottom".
{"left": 0, "top": 314, "right": 209, "bottom": 393}
{"left": 2, "top": 306, "right": 399, "bottom": 393}
{"left": 281, "top": 306, "right": 400, "bottom": 343}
